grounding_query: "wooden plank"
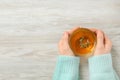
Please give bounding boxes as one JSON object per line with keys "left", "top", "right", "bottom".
{"left": 0, "top": 0, "right": 119, "bottom": 80}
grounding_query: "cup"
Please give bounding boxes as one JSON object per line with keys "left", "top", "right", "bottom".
{"left": 69, "top": 28, "right": 96, "bottom": 57}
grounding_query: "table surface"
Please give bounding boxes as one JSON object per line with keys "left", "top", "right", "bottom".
{"left": 0, "top": 0, "right": 120, "bottom": 80}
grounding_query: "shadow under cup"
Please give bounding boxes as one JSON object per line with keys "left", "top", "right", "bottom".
{"left": 69, "top": 28, "right": 97, "bottom": 57}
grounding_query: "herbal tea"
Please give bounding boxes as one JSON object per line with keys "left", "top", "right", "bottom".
{"left": 69, "top": 28, "right": 96, "bottom": 57}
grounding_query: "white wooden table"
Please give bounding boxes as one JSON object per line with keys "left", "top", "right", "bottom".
{"left": 0, "top": 0, "right": 120, "bottom": 80}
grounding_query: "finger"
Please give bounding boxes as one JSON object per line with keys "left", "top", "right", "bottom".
{"left": 96, "top": 30, "right": 104, "bottom": 47}
{"left": 67, "top": 27, "right": 80, "bottom": 35}
{"left": 61, "top": 31, "right": 68, "bottom": 38}
{"left": 58, "top": 31, "right": 69, "bottom": 48}
{"left": 104, "top": 34, "right": 112, "bottom": 48}
{"left": 59, "top": 32, "right": 68, "bottom": 45}
{"left": 62, "top": 31, "right": 69, "bottom": 41}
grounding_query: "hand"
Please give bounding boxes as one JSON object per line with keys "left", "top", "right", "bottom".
{"left": 58, "top": 27, "right": 80, "bottom": 56}
{"left": 90, "top": 28, "right": 112, "bottom": 56}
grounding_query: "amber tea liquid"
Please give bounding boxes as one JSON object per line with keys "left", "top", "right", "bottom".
{"left": 69, "top": 28, "right": 96, "bottom": 57}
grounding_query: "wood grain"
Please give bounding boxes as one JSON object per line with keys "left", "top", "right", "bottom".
{"left": 0, "top": 0, "right": 120, "bottom": 80}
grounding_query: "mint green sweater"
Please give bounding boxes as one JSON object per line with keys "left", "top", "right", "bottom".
{"left": 53, "top": 54, "right": 119, "bottom": 80}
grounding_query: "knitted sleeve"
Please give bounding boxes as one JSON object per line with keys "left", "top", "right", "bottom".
{"left": 53, "top": 55, "right": 80, "bottom": 80}
{"left": 89, "top": 54, "right": 119, "bottom": 80}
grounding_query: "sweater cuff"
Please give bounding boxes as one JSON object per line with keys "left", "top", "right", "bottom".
{"left": 88, "top": 54, "right": 113, "bottom": 73}
{"left": 56, "top": 55, "right": 80, "bottom": 73}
